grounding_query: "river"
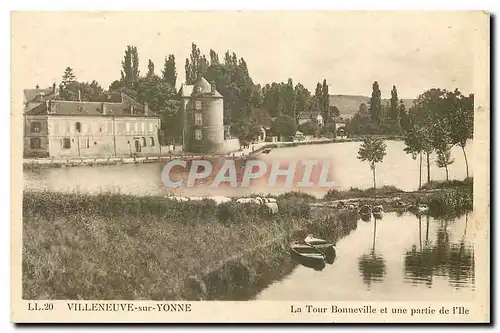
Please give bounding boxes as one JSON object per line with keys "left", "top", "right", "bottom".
{"left": 22, "top": 139, "right": 476, "bottom": 301}
{"left": 256, "top": 212, "right": 475, "bottom": 301}
{"left": 23, "top": 140, "right": 472, "bottom": 198}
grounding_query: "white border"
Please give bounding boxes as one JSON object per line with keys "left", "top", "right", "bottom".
{"left": 2, "top": 1, "right": 498, "bottom": 332}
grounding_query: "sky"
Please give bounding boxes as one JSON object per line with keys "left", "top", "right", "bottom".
{"left": 12, "top": 11, "right": 484, "bottom": 99}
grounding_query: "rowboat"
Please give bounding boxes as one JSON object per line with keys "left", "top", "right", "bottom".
{"left": 359, "top": 204, "right": 372, "bottom": 216}
{"left": 304, "top": 234, "right": 336, "bottom": 264}
{"left": 372, "top": 205, "right": 384, "bottom": 218}
{"left": 290, "top": 242, "right": 326, "bottom": 270}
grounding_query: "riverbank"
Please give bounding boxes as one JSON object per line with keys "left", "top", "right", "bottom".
{"left": 23, "top": 135, "right": 404, "bottom": 169}
{"left": 22, "top": 190, "right": 357, "bottom": 300}
{"left": 22, "top": 179, "right": 471, "bottom": 300}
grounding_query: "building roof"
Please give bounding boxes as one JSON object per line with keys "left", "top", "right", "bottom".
{"left": 298, "top": 110, "right": 322, "bottom": 119}
{"left": 23, "top": 87, "right": 57, "bottom": 103}
{"left": 25, "top": 92, "right": 158, "bottom": 118}
{"left": 178, "top": 76, "right": 223, "bottom": 98}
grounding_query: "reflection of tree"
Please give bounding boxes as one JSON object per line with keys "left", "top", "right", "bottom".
{"left": 403, "top": 213, "right": 475, "bottom": 289}
{"left": 358, "top": 218, "right": 386, "bottom": 288}
{"left": 447, "top": 214, "right": 475, "bottom": 288}
{"left": 404, "top": 215, "right": 434, "bottom": 286}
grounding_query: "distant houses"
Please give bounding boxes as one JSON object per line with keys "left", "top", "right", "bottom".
{"left": 23, "top": 83, "right": 59, "bottom": 113}
{"left": 297, "top": 110, "right": 347, "bottom": 139}
{"left": 22, "top": 78, "right": 367, "bottom": 160}
{"left": 298, "top": 110, "right": 324, "bottom": 127}
{"left": 23, "top": 91, "right": 161, "bottom": 158}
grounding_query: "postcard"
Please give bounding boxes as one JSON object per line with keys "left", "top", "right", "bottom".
{"left": 11, "top": 11, "right": 490, "bottom": 323}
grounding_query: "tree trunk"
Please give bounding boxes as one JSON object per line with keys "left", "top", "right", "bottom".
{"left": 418, "top": 153, "right": 422, "bottom": 190}
{"left": 445, "top": 165, "right": 449, "bottom": 181}
{"left": 418, "top": 215, "right": 422, "bottom": 250}
{"left": 462, "top": 145, "right": 469, "bottom": 179}
{"left": 372, "top": 165, "right": 376, "bottom": 191}
{"left": 426, "top": 151, "right": 430, "bottom": 183}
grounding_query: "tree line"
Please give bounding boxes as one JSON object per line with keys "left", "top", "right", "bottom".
{"left": 54, "top": 42, "right": 344, "bottom": 144}
{"left": 357, "top": 87, "right": 473, "bottom": 189}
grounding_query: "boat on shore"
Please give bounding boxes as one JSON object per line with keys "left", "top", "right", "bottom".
{"left": 372, "top": 205, "right": 384, "bottom": 218}
{"left": 304, "top": 234, "right": 337, "bottom": 264}
{"left": 359, "top": 204, "right": 372, "bottom": 215}
{"left": 290, "top": 242, "right": 326, "bottom": 270}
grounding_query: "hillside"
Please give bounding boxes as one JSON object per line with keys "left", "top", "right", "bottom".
{"left": 329, "top": 95, "right": 415, "bottom": 120}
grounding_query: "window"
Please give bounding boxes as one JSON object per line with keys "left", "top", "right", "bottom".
{"left": 125, "top": 122, "right": 130, "bottom": 133}
{"left": 194, "top": 113, "right": 203, "bottom": 126}
{"left": 142, "top": 137, "right": 147, "bottom": 147}
{"left": 62, "top": 138, "right": 71, "bottom": 149}
{"left": 141, "top": 122, "right": 145, "bottom": 133}
{"left": 149, "top": 122, "right": 154, "bottom": 132}
{"left": 150, "top": 137, "right": 155, "bottom": 146}
{"left": 75, "top": 122, "right": 82, "bottom": 133}
{"left": 53, "top": 122, "right": 59, "bottom": 134}
{"left": 194, "top": 101, "right": 202, "bottom": 110}
{"left": 31, "top": 122, "right": 41, "bottom": 133}
{"left": 134, "top": 123, "right": 139, "bottom": 133}
{"left": 80, "top": 137, "right": 89, "bottom": 149}
{"left": 30, "top": 138, "right": 41, "bottom": 149}
{"left": 195, "top": 129, "right": 202, "bottom": 140}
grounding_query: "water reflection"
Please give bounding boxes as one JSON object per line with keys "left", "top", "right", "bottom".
{"left": 358, "top": 217, "right": 386, "bottom": 288}
{"left": 404, "top": 214, "right": 474, "bottom": 289}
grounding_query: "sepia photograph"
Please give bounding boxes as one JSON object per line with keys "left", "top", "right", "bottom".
{"left": 10, "top": 10, "right": 490, "bottom": 323}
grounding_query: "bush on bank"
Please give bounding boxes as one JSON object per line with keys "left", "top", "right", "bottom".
{"left": 323, "top": 186, "right": 403, "bottom": 200}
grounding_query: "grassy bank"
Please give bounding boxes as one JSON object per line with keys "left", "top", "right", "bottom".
{"left": 22, "top": 190, "right": 356, "bottom": 300}
{"left": 321, "top": 178, "right": 473, "bottom": 219}
{"left": 22, "top": 179, "right": 471, "bottom": 300}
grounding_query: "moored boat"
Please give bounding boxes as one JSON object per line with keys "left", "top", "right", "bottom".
{"left": 304, "top": 234, "right": 336, "bottom": 264}
{"left": 290, "top": 242, "right": 326, "bottom": 269}
{"left": 359, "top": 204, "right": 372, "bottom": 216}
{"left": 372, "top": 205, "right": 384, "bottom": 218}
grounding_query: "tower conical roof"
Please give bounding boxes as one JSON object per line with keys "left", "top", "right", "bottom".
{"left": 191, "top": 76, "right": 222, "bottom": 97}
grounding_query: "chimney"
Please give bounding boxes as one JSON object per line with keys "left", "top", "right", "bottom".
{"left": 37, "top": 92, "right": 45, "bottom": 102}
{"left": 131, "top": 105, "right": 134, "bottom": 115}
{"left": 52, "top": 82, "right": 56, "bottom": 94}
{"left": 144, "top": 102, "right": 149, "bottom": 115}
{"left": 46, "top": 100, "right": 53, "bottom": 113}
{"left": 210, "top": 81, "right": 216, "bottom": 95}
{"left": 101, "top": 103, "right": 107, "bottom": 115}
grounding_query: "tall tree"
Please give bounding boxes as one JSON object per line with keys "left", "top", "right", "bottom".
{"left": 121, "top": 45, "right": 140, "bottom": 89}
{"left": 321, "top": 79, "right": 330, "bottom": 122}
{"left": 62, "top": 67, "right": 76, "bottom": 87}
{"left": 390, "top": 85, "right": 399, "bottom": 121}
{"left": 369, "top": 81, "right": 382, "bottom": 124}
{"left": 162, "top": 55, "right": 177, "bottom": 87}
{"left": 357, "top": 137, "right": 387, "bottom": 190}
{"left": 209, "top": 49, "right": 219, "bottom": 65}
{"left": 447, "top": 91, "right": 474, "bottom": 179}
{"left": 398, "top": 99, "right": 410, "bottom": 131}
{"left": 184, "top": 42, "right": 209, "bottom": 84}
{"left": 436, "top": 147, "right": 455, "bottom": 181}
{"left": 147, "top": 59, "right": 155, "bottom": 77}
